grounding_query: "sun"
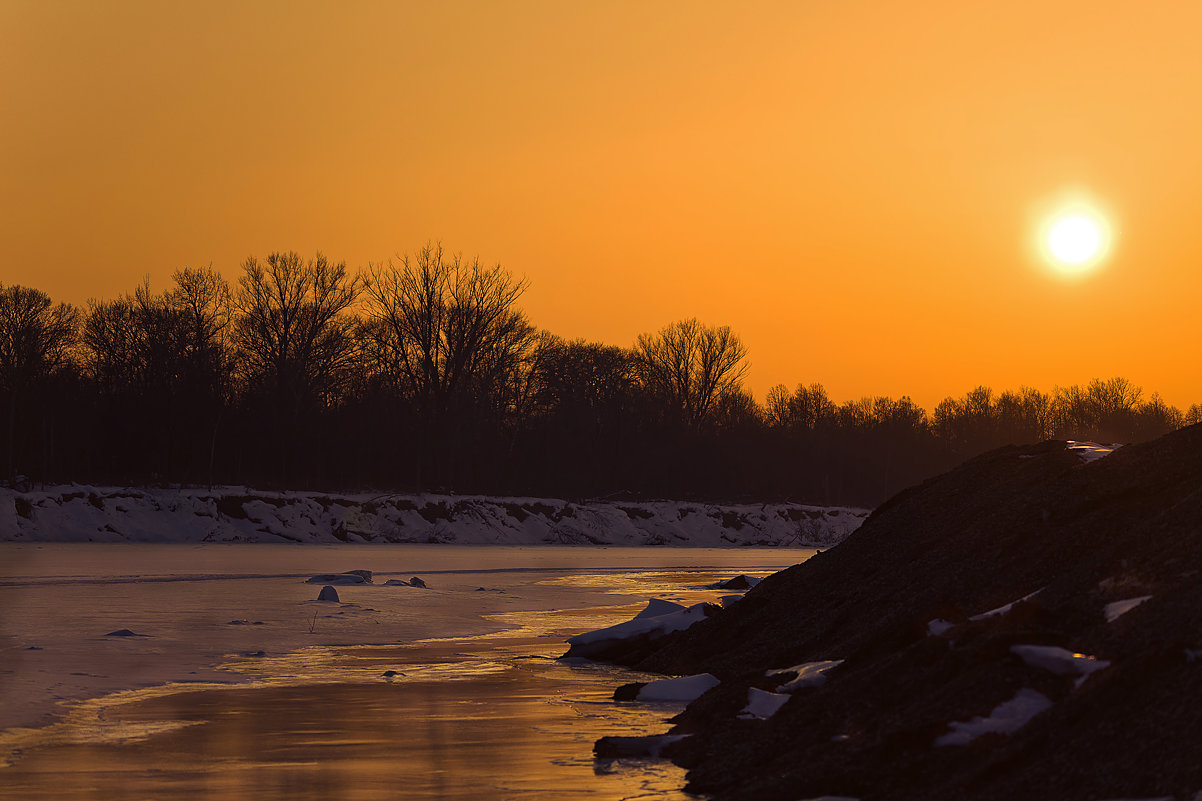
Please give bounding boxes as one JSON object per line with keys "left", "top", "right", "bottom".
{"left": 1048, "top": 216, "right": 1102, "bottom": 264}
{"left": 1038, "top": 204, "right": 1113, "bottom": 275}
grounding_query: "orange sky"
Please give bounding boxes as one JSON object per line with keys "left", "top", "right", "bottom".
{"left": 3, "top": 1, "right": 1202, "bottom": 410}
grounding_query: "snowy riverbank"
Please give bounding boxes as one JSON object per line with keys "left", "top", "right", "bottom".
{"left": 1, "top": 486, "right": 867, "bottom": 547}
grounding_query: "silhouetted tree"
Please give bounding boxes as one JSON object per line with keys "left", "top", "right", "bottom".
{"left": 0, "top": 284, "right": 79, "bottom": 480}
{"left": 362, "top": 243, "right": 533, "bottom": 487}
{"left": 234, "top": 252, "right": 361, "bottom": 482}
{"left": 635, "top": 318, "right": 748, "bottom": 430}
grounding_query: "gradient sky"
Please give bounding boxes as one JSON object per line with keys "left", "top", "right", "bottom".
{"left": 3, "top": 1, "right": 1201, "bottom": 410}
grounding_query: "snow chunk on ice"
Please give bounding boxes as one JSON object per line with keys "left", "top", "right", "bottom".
{"left": 1067, "top": 441, "right": 1120, "bottom": 462}
{"left": 634, "top": 598, "right": 687, "bottom": 619}
{"left": 594, "top": 734, "right": 690, "bottom": 758}
{"left": 1011, "top": 644, "right": 1110, "bottom": 679}
{"left": 968, "top": 588, "right": 1043, "bottom": 621}
{"left": 567, "top": 602, "right": 710, "bottom": 647}
{"left": 927, "top": 618, "right": 955, "bottom": 636}
{"left": 1105, "top": 595, "right": 1152, "bottom": 623}
{"left": 737, "top": 687, "right": 790, "bottom": 720}
{"left": 711, "top": 574, "right": 763, "bottom": 590}
{"left": 767, "top": 660, "right": 844, "bottom": 692}
{"left": 636, "top": 673, "right": 720, "bottom": 702}
{"left": 305, "top": 570, "right": 372, "bottom": 585}
{"left": 934, "top": 688, "right": 1052, "bottom": 747}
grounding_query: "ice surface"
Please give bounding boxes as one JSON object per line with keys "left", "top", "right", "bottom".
{"left": 737, "top": 687, "right": 790, "bottom": 720}
{"left": 1010, "top": 644, "right": 1110, "bottom": 679}
{"left": 934, "top": 688, "right": 1052, "bottom": 746}
{"left": 0, "top": 544, "right": 815, "bottom": 732}
{"left": 1105, "top": 595, "right": 1152, "bottom": 622}
{"left": 767, "top": 660, "right": 844, "bottom": 691}
{"left": 968, "top": 588, "right": 1043, "bottom": 621}
{"left": 636, "top": 673, "right": 721, "bottom": 702}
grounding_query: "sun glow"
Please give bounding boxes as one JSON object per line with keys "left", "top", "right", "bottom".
{"left": 1039, "top": 203, "right": 1113, "bottom": 275}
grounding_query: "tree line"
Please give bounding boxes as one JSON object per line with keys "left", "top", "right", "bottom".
{"left": 2, "top": 245, "right": 1198, "bottom": 508}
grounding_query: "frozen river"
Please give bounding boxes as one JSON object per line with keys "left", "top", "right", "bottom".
{"left": 0, "top": 544, "right": 815, "bottom": 799}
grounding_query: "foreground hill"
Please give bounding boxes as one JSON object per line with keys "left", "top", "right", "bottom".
{"left": 596, "top": 427, "right": 1202, "bottom": 800}
{"left": 0, "top": 486, "right": 866, "bottom": 547}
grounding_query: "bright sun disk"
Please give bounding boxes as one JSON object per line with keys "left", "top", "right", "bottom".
{"left": 1039, "top": 204, "right": 1112, "bottom": 275}
{"left": 1048, "top": 215, "right": 1102, "bottom": 264}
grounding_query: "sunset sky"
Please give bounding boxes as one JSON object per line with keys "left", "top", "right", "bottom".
{"left": 3, "top": 1, "right": 1201, "bottom": 410}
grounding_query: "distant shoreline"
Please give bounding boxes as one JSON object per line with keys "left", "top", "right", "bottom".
{"left": 1, "top": 485, "right": 868, "bottom": 547}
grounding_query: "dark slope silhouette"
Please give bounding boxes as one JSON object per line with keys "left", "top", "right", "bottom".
{"left": 590, "top": 425, "right": 1202, "bottom": 801}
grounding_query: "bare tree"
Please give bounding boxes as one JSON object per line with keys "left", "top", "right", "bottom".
{"left": 169, "top": 266, "right": 232, "bottom": 387}
{"left": 764, "top": 384, "right": 792, "bottom": 429}
{"left": 0, "top": 284, "right": 80, "bottom": 479}
{"left": 235, "top": 252, "right": 361, "bottom": 410}
{"left": 635, "top": 318, "right": 748, "bottom": 429}
{"left": 362, "top": 243, "right": 533, "bottom": 485}
{"left": 362, "top": 244, "right": 532, "bottom": 418}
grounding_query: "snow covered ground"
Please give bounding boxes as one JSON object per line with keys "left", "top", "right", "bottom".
{"left": 0, "top": 485, "right": 867, "bottom": 547}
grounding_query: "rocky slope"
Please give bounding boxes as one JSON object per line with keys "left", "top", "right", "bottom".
{"left": 593, "top": 427, "right": 1202, "bottom": 801}
{"left": 0, "top": 486, "right": 866, "bottom": 547}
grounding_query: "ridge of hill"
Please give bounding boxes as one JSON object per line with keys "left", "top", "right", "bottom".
{"left": 595, "top": 427, "right": 1202, "bottom": 800}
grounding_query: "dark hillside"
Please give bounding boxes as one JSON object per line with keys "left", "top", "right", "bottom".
{"left": 601, "top": 426, "right": 1202, "bottom": 801}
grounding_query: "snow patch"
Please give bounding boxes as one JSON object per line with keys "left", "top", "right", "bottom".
{"left": 934, "top": 688, "right": 1052, "bottom": 747}
{"left": 926, "top": 618, "right": 954, "bottom": 636}
{"left": 1010, "top": 644, "right": 1110, "bottom": 680}
{"left": 767, "top": 660, "right": 844, "bottom": 692}
{"left": 1105, "top": 595, "right": 1152, "bottom": 623}
{"left": 968, "top": 588, "right": 1043, "bottom": 621}
{"left": 1067, "top": 441, "right": 1120, "bottom": 462}
{"left": 636, "top": 673, "right": 720, "bottom": 702}
{"left": 737, "top": 687, "right": 790, "bottom": 720}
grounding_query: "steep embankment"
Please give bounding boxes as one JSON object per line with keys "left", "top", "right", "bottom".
{"left": 0, "top": 487, "right": 866, "bottom": 547}
{"left": 598, "top": 428, "right": 1202, "bottom": 801}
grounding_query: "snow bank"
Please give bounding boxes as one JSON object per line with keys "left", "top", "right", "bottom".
{"left": 737, "top": 687, "right": 790, "bottom": 720}
{"left": 767, "top": 660, "right": 844, "bottom": 692}
{"left": 934, "top": 688, "right": 1052, "bottom": 747}
{"left": 636, "top": 673, "right": 721, "bottom": 702}
{"left": 0, "top": 485, "right": 868, "bottom": 547}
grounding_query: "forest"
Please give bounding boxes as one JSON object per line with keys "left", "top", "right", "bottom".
{"left": 2, "top": 245, "right": 1197, "bottom": 508}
